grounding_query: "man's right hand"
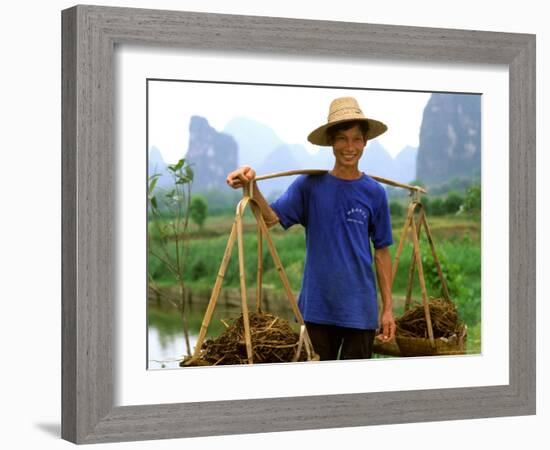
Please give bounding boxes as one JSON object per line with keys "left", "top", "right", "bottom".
{"left": 226, "top": 165, "right": 256, "bottom": 189}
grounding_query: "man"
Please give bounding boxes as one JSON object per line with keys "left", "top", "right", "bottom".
{"left": 226, "top": 96, "right": 396, "bottom": 360}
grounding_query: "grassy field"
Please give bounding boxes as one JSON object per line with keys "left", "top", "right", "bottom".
{"left": 148, "top": 210, "right": 482, "bottom": 333}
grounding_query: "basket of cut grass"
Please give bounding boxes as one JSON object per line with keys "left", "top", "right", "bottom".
{"left": 395, "top": 298, "right": 467, "bottom": 357}
{"left": 181, "top": 312, "right": 319, "bottom": 366}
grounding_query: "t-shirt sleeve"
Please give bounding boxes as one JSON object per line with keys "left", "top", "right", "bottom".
{"left": 269, "top": 175, "right": 308, "bottom": 230}
{"left": 369, "top": 186, "right": 393, "bottom": 249}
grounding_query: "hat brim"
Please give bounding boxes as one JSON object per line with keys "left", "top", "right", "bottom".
{"left": 307, "top": 117, "right": 387, "bottom": 146}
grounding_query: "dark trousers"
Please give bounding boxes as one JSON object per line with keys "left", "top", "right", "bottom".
{"left": 305, "top": 321, "right": 376, "bottom": 361}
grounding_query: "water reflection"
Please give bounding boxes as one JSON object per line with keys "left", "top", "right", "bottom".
{"left": 147, "top": 298, "right": 297, "bottom": 370}
{"left": 148, "top": 327, "right": 197, "bottom": 370}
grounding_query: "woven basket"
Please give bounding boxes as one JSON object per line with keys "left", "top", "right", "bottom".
{"left": 373, "top": 338, "right": 402, "bottom": 357}
{"left": 396, "top": 324, "right": 467, "bottom": 357}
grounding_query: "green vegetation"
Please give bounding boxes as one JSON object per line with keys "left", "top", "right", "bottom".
{"left": 390, "top": 233, "right": 481, "bottom": 327}
{"left": 466, "top": 321, "right": 481, "bottom": 354}
{"left": 463, "top": 183, "right": 481, "bottom": 215}
{"left": 389, "top": 200, "right": 404, "bottom": 217}
{"left": 148, "top": 215, "right": 306, "bottom": 290}
{"left": 189, "top": 195, "right": 208, "bottom": 230}
{"left": 149, "top": 209, "right": 481, "bottom": 329}
{"left": 148, "top": 158, "right": 195, "bottom": 355}
{"left": 390, "top": 184, "right": 481, "bottom": 218}
{"left": 443, "top": 191, "right": 463, "bottom": 214}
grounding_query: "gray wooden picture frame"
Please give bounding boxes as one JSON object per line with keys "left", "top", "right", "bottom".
{"left": 61, "top": 4, "right": 536, "bottom": 444}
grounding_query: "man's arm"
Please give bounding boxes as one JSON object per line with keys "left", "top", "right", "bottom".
{"left": 226, "top": 166, "right": 280, "bottom": 228}
{"left": 374, "top": 246, "right": 396, "bottom": 342}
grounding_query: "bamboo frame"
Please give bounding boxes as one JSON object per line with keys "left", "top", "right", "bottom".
{"left": 409, "top": 204, "right": 435, "bottom": 346}
{"left": 390, "top": 196, "right": 456, "bottom": 348}
{"left": 236, "top": 197, "right": 254, "bottom": 363}
{"left": 255, "top": 208, "right": 264, "bottom": 313}
{"left": 391, "top": 202, "right": 418, "bottom": 286}
{"left": 420, "top": 210, "right": 452, "bottom": 302}
{"left": 405, "top": 206, "right": 423, "bottom": 311}
{"left": 247, "top": 183, "right": 266, "bottom": 313}
{"left": 187, "top": 180, "right": 318, "bottom": 365}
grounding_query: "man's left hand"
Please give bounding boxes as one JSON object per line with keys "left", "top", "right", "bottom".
{"left": 376, "top": 310, "right": 396, "bottom": 343}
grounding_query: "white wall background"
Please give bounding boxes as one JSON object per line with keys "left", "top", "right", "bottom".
{"left": 0, "top": 1, "right": 546, "bottom": 449}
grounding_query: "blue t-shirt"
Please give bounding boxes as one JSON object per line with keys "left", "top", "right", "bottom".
{"left": 270, "top": 172, "right": 393, "bottom": 330}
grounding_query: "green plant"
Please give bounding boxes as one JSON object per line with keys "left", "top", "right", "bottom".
{"left": 190, "top": 259, "right": 208, "bottom": 281}
{"left": 421, "top": 248, "right": 463, "bottom": 299}
{"left": 430, "top": 197, "right": 445, "bottom": 216}
{"left": 189, "top": 195, "right": 208, "bottom": 229}
{"left": 420, "top": 196, "right": 431, "bottom": 214}
{"left": 148, "top": 158, "right": 195, "bottom": 356}
{"left": 420, "top": 240, "right": 481, "bottom": 326}
{"left": 463, "top": 183, "right": 481, "bottom": 214}
{"left": 389, "top": 200, "right": 404, "bottom": 217}
{"left": 443, "top": 191, "right": 463, "bottom": 214}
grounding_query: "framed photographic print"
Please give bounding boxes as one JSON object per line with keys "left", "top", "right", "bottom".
{"left": 61, "top": 4, "right": 535, "bottom": 444}
{"left": 144, "top": 81, "right": 481, "bottom": 371}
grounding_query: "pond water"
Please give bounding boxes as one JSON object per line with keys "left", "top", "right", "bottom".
{"left": 148, "top": 327, "right": 198, "bottom": 370}
{"left": 147, "top": 300, "right": 298, "bottom": 370}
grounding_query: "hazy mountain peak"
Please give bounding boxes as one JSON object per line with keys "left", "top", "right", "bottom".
{"left": 223, "top": 117, "right": 287, "bottom": 167}
{"left": 186, "top": 116, "right": 238, "bottom": 191}
{"left": 416, "top": 93, "right": 481, "bottom": 186}
{"left": 148, "top": 145, "right": 165, "bottom": 167}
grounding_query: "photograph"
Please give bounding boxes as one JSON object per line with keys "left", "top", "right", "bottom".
{"left": 146, "top": 80, "right": 482, "bottom": 369}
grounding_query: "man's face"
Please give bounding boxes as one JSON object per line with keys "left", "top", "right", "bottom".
{"left": 331, "top": 124, "right": 367, "bottom": 168}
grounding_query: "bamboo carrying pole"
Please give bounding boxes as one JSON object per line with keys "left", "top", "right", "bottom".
{"left": 255, "top": 169, "right": 427, "bottom": 193}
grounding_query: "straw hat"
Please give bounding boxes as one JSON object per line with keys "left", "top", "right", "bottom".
{"left": 307, "top": 96, "right": 387, "bottom": 146}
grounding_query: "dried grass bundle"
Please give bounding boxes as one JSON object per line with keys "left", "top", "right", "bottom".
{"left": 396, "top": 298, "right": 463, "bottom": 339}
{"left": 181, "top": 312, "right": 309, "bottom": 366}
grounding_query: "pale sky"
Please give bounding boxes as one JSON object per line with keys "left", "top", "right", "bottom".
{"left": 148, "top": 80, "right": 431, "bottom": 164}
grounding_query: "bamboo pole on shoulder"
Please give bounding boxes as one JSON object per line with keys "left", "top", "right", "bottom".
{"left": 254, "top": 169, "right": 427, "bottom": 193}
